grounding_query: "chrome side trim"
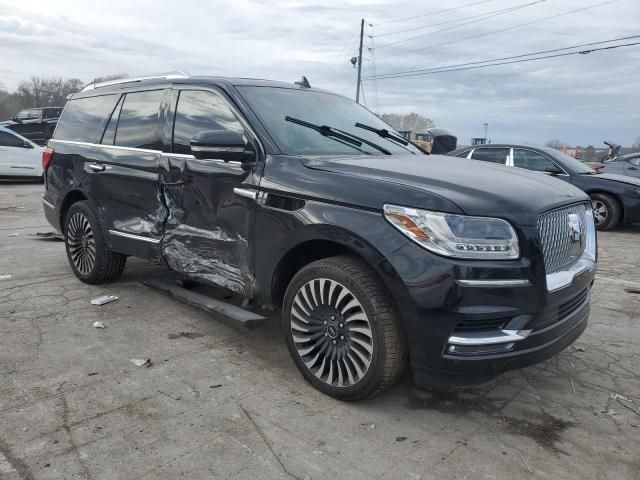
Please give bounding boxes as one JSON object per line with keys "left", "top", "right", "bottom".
{"left": 42, "top": 199, "right": 55, "bottom": 209}
{"left": 49, "top": 139, "right": 161, "bottom": 154}
{"left": 108, "top": 230, "right": 160, "bottom": 244}
{"left": 233, "top": 188, "right": 258, "bottom": 200}
{"left": 191, "top": 145, "right": 244, "bottom": 153}
{"left": 457, "top": 279, "right": 530, "bottom": 287}
{"left": 448, "top": 329, "right": 532, "bottom": 346}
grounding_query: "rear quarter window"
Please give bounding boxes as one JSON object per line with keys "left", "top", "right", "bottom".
{"left": 54, "top": 94, "right": 120, "bottom": 143}
{"left": 113, "top": 90, "right": 164, "bottom": 150}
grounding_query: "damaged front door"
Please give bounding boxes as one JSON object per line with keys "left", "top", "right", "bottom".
{"left": 161, "top": 88, "right": 260, "bottom": 297}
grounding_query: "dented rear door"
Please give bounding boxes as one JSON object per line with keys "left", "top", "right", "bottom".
{"left": 160, "top": 87, "right": 258, "bottom": 297}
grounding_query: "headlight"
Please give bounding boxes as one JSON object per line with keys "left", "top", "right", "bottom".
{"left": 383, "top": 204, "right": 519, "bottom": 259}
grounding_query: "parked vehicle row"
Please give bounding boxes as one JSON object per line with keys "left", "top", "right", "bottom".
{"left": 449, "top": 144, "right": 640, "bottom": 230}
{"left": 0, "top": 107, "right": 62, "bottom": 145}
{"left": 42, "top": 73, "right": 596, "bottom": 400}
{"left": 0, "top": 126, "right": 44, "bottom": 180}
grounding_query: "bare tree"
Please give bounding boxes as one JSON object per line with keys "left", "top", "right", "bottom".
{"left": 545, "top": 139, "right": 564, "bottom": 150}
{"left": 14, "top": 77, "right": 84, "bottom": 108}
{"left": 582, "top": 145, "right": 596, "bottom": 162}
{"left": 380, "top": 112, "right": 434, "bottom": 135}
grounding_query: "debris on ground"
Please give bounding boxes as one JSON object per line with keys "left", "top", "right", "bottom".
{"left": 0, "top": 274, "right": 12, "bottom": 280}
{"left": 624, "top": 288, "right": 640, "bottom": 294}
{"left": 168, "top": 331, "right": 204, "bottom": 340}
{"left": 8, "top": 232, "right": 20, "bottom": 237}
{"left": 570, "top": 378, "right": 576, "bottom": 393}
{"left": 611, "top": 393, "right": 631, "bottom": 402}
{"left": 87, "top": 372, "right": 99, "bottom": 376}
{"left": 29, "top": 231, "right": 64, "bottom": 241}
{"left": 396, "top": 436, "right": 408, "bottom": 442}
{"left": 158, "top": 390, "right": 180, "bottom": 401}
{"left": 91, "top": 295, "right": 118, "bottom": 306}
{"left": 573, "top": 345, "right": 587, "bottom": 352}
{"left": 92, "top": 321, "right": 106, "bottom": 329}
{"left": 131, "top": 358, "right": 152, "bottom": 368}
{"left": 210, "top": 384, "right": 223, "bottom": 389}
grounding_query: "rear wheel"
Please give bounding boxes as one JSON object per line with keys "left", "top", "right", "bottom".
{"left": 283, "top": 255, "right": 407, "bottom": 400}
{"left": 590, "top": 193, "right": 621, "bottom": 230}
{"left": 64, "top": 201, "right": 126, "bottom": 284}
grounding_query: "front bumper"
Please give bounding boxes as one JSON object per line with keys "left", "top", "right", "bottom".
{"left": 380, "top": 229, "right": 596, "bottom": 391}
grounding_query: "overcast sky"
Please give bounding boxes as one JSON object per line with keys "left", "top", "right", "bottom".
{"left": 1, "top": 0, "right": 638, "bottom": 146}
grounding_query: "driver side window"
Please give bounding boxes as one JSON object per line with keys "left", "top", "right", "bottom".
{"left": 172, "top": 90, "right": 245, "bottom": 155}
{"left": 513, "top": 149, "right": 558, "bottom": 172}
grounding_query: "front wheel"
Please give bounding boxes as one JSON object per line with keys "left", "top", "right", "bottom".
{"left": 591, "top": 193, "right": 621, "bottom": 230}
{"left": 64, "top": 201, "right": 126, "bottom": 284}
{"left": 282, "top": 255, "right": 407, "bottom": 401}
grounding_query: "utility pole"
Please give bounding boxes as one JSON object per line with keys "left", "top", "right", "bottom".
{"left": 355, "top": 18, "right": 365, "bottom": 104}
{"left": 483, "top": 122, "right": 488, "bottom": 141}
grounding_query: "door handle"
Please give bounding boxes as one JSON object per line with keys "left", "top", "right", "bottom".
{"left": 88, "top": 163, "right": 105, "bottom": 172}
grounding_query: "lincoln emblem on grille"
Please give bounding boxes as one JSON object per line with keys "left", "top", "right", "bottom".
{"left": 567, "top": 213, "right": 583, "bottom": 259}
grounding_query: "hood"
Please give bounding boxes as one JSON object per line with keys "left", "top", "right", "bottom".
{"left": 302, "top": 154, "right": 589, "bottom": 226}
{"left": 592, "top": 172, "right": 640, "bottom": 187}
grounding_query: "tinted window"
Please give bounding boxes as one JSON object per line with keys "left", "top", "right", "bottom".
{"left": 43, "top": 108, "right": 62, "bottom": 119}
{"left": 54, "top": 95, "right": 120, "bottom": 143}
{"left": 0, "top": 131, "right": 25, "bottom": 147}
{"left": 15, "top": 110, "right": 30, "bottom": 120}
{"left": 114, "top": 90, "right": 163, "bottom": 149}
{"left": 470, "top": 148, "right": 509, "bottom": 164}
{"left": 100, "top": 95, "right": 124, "bottom": 145}
{"left": 629, "top": 157, "right": 640, "bottom": 167}
{"left": 172, "top": 90, "right": 244, "bottom": 155}
{"left": 513, "top": 149, "right": 558, "bottom": 172}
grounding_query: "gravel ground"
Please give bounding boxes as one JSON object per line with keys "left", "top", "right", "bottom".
{"left": 1, "top": 182, "right": 639, "bottom": 479}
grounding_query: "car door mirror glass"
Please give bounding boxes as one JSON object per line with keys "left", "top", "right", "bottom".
{"left": 544, "top": 165, "right": 563, "bottom": 175}
{"left": 189, "top": 130, "right": 255, "bottom": 163}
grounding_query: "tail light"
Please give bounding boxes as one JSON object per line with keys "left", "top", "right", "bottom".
{"left": 591, "top": 164, "right": 604, "bottom": 171}
{"left": 42, "top": 147, "right": 54, "bottom": 170}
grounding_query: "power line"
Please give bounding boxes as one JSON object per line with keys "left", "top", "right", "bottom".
{"left": 372, "top": 0, "right": 498, "bottom": 26}
{"left": 375, "top": 0, "right": 545, "bottom": 38}
{"left": 370, "top": 35, "right": 640, "bottom": 78}
{"left": 376, "top": 0, "right": 621, "bottom": 60}
{"left": 365, "top": 40, "right": 640, "bottom": 80}
{"left": 375, "top": 0, "right": 546, "bottom": 49}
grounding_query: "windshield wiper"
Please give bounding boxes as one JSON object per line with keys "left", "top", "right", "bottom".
{"left": 285, "top": 116, "right": 391, "bottom": 155}
{"left": 354, "top": 123, "right": 419, "bottom": 155}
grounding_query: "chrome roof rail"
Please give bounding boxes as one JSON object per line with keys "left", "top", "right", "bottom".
{"left": 81, "top": 71, "right": 190, "bottom": 92}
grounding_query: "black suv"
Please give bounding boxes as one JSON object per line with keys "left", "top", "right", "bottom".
{"left": 43, "top": 73, "right": 597, "bottom": 400}
{"left": 2, "top": 107, "right": 62, "bottom": 145}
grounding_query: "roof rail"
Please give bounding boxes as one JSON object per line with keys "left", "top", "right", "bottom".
{"left": 81, "top": 71, "right": 190, "bottom": 92}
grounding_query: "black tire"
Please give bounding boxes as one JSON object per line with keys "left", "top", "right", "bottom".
{"left": 591, "top": 193, "right": 621, "bottom": 231}
{"left": 282, "top": 255, "right": 407, "bottom": 401}
{"left": 64, "top": 201, "right": 126, "bottom": 284}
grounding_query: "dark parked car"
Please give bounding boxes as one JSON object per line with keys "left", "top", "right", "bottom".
{"left": 450, "top": 144, "right": 640, "bottom": 230}
{"left": 599, "top": 153, "right": 640, "bottom": 179}
{"left": 1, "top": 107, "right": 62, "bottom": 145}
{"left": 43, "top": 74, "right": 596, "bottom": 399}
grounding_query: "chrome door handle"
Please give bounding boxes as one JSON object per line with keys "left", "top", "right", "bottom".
{"left": 88, "top": 163, "right": 105, "bottom": 172}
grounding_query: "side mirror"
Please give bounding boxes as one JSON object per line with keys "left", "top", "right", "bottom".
{"left": 23, "top": 141, "right": 33, "bottom": 149}
{"left": 189, "top": 130, "right": 256, "bottom": 164}
{"left": 544, "top": 165, "right": 563, "bottom": 175}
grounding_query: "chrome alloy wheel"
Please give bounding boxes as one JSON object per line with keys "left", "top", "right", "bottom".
{"left": 67, "top": 212, "right": 96, "bottom": 275}
{"left": 592, "top": 199, "right": 608, "bottom": 226}
{"left": 290, "top": 278, "right": 374, "bottom": 387}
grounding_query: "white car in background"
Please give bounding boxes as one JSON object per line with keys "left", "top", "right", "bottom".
{"left": 0, "top": 126, "right": 44, "bottom": 180}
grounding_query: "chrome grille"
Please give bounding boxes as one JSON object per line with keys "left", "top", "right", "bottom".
{"left": 538, "top": 203, "right": 588, "bottom": 274}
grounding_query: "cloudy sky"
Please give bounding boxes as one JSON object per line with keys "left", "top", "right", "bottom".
{"left": 1, "top": 0, "right": 638, "bottom": 146}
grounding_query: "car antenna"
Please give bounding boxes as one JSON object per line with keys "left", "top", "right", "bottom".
{"left": 294, "top": 76, "right": 311, "bottom": 88}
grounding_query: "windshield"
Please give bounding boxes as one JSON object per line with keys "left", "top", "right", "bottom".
{"left": 237, "top": 86, "right": 421, "bottom": 156}
{"left": 545, "top": 149, "right": 595, "bottom": 174}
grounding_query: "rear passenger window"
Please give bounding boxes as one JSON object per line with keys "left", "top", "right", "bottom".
{"left": 114, "top": 90, "right": 164, "bottom": 150}
{"left": 0, "top": 131, "right": 25, "bottom": 147}
{"left": 470, "top": 148, "right": 509, "bottom": 165}
{"left": 53, "top": 94, "right": 119, "bottom": 143}
{"left": 100, "top": 95, "right": 124, "bottom": 145}
{"left": 172, "top": 90, "right": 244, "bottom": 155}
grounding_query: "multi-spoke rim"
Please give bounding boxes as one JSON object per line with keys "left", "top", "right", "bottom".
{"left": 67, "top": 212, "right": 96, "bottom": 275}
{"left": 290, "top": 278, "right": 374, "bottom": 388}
{"left": 592, "top": 200, "right": 608, "bottom": 226}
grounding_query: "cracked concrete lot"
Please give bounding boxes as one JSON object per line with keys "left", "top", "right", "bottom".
{"left": 1, "top": 182, "right": 639, "bottom": 480}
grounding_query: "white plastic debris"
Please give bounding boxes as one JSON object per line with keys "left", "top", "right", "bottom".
{"left": 8, "top": 233, "right": 20, "bottom": 237}
{"left": 92, "top": 321, "right": 106, "bottom": 329}
{"left": 91, "top": 295, "right": 118, "bottom": 306}
{"left": 0, "top": 275, "right": 12, "bottom": 280}
{"left": 131, "top": 358, "right": 151, "bottom": 368}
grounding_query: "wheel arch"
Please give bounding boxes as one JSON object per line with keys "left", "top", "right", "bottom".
{"left": 59, "top": 190, "right": 88, "bottom": 233}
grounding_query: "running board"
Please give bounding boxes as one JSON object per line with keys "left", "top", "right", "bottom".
{"left": 144, "top": 279, "right": 265, "bottom": 330}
